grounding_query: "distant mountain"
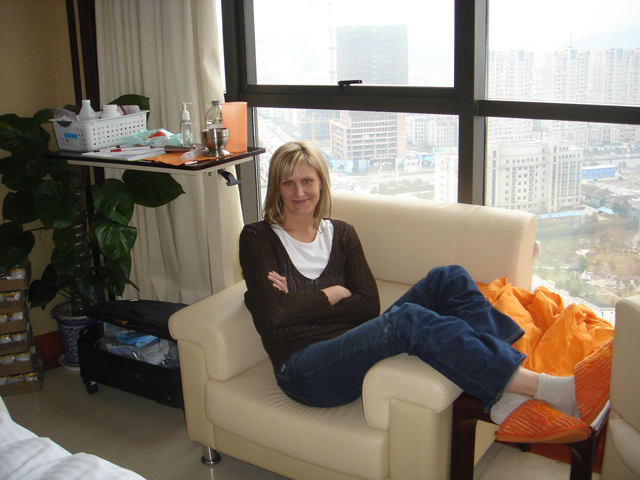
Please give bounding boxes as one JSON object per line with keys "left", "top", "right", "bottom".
{"left": 566, "top": 26, "right": 640, "bottom": 51}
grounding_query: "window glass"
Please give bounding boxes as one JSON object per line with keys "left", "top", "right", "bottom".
{"left": 253, "top": 0, "right": 454, "bottom": 86}
{"left": 487, "top": 0, "right": 640, "bottom": 105}
{"left": 485, "top": 117, "right": 640, "bottom": 318}
{"left": 256, "top": 107, "right": 459, "bottom": 203}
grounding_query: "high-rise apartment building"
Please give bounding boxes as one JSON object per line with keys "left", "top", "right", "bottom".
{"left": 541, "top": 48, "right": 590, "bottom": 103}
{"left": 485, "top": 138, "right": 584, "bottom": 214}
{"left": 433, "top": 152, "right": 459, "bottom": 203}
{"left": 335, "top": 24, "right": 408, "bottom": 86}
{"left": 406, "top": 114, "right": 458, "bottom": 149}
{"left": 487, "top": 50, "right": 536, "bottom": 138}
{"left": 330, "top": 111, "right": 406, "bottom": 172}
{"left": 590, "top": 47, "right": 640, "bottom": 105}
{"left": 488, "top": 49, "right": 535, "bottom": 99}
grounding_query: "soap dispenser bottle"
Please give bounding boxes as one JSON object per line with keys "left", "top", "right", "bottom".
{"left": 180, "top": 102, "right": 193, "bottom": 147}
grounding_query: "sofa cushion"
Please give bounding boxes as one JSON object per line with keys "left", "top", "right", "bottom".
{"left": 608, "top": 417, "right": 640, "bottom": 477}
{"left": 206, "top": 360, "right": 389, "bottom": 480}
{"left": 332, "top": 191, "right": 537, "bottom": 290}
{"left": 376, "top": 278, "right": 411, "bottom": 312}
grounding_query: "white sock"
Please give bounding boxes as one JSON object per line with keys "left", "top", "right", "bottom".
{"left": 534, "top": 373, "right": 579, "bottom": 418}
{"left": 489, "top": 393, "right": 531, "bottom": 425}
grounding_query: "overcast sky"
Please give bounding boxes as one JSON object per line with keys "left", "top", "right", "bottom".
{"left": 252, "top": 0, "right": 640, "bottom": 84}
{"left": 488, "top": 0, "right": 640, "bottom": 51}
{"left": 255, "top": 0, "right": 640, "bottom": 51}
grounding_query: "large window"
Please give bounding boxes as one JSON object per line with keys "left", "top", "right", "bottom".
{"left": 256, "top": 107, "right": 458, "bottom": 203}
{"left": 252, "top": 1, "right": 454, "bottom": 86}
{"left": 483, "top": 1, "right": 640, "bottom": 318}
{"left": 222, "top": 0, "right": 640, "bottom": 318}
{"left": 487, "top": 0, "right": 640, "bottom": 106}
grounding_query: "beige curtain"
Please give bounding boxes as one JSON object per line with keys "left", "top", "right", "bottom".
{"left": 95, "top": 0, "right": 243, "bottom": 304}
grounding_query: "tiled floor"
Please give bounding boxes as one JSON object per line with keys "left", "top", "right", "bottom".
{"left": 3, "top": 367, "right": 598, "bottom": 480}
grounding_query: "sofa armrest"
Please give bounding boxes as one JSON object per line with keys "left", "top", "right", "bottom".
{"left": 168, "top": 280, "right": 268, "bottom": 381}
{"left": 362, "top": 353, "right": 462, "bottom": 430}
{"left": 611, "top": 295, "right": 640, "bottom": 434}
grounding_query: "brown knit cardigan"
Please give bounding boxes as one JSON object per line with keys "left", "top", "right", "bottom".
{"left": 239, "top": 219, "right": 381, "bottom": 369}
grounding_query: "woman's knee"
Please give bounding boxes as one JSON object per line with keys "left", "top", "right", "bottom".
{"left": 425, "top": 265, "right": 466, "bottom": 284}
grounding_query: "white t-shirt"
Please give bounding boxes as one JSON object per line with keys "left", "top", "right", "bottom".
{"left": 271, "top": 219, "right": 334, "bottom": 280}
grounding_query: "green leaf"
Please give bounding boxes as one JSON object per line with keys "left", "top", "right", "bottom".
{"left": 117, "top": 253, "right": 132, "bottom": 278}
{"left": 78, "top": 273, "right": 104, "bottom": 305}
{"left": 34, "top": 179, "right": 80, "bottom": 229}
{"left": 1, "top": 157, "right": 46, "bottom": 194}
{"left": 0, "top": 222, "right": 35, "bottom": 271}
{"left": 108, "top": 94, "right": 150, "bottom": 112}
{"left": 45, "top": 158, "right": 70, "bottom": 183}
{"left": 29, "top": 278, "right": 60, "bottom": 310}
{"left": 28, "top": 262, "right": 69, "bottom": 310}
{"left": 0, "top": 155, "right": 22, "bottom": 175}
{"left": 34, "top": 108, "right": 54, "bottom": 124}
{"left": 51, "top": 247, "right": 81, "bottom": 276}
{"left": 2, "top": 191, "right": 38, "bottom": 224}
{"left": 92, "top": 178, "right": 134, "bottom": 225}
{"left": 51, "top": 227, "right": 76, "bottom": 251}
{"left": 0, "top": 113, "right": 50, "bottom": 157}
{"left": 91, "top": 218, "right": 137, "bottom": 263}
{"left": 40, "top": 263, "right": 70, "bottom": 289}
{"left": 109, "top": 94, "right": 150, "bottom": 123}
{"left": 99, "top": 259, "right": 130, "bottom": 296}
{"left": 122, "top": 170, "right": 185, "bottom": 207}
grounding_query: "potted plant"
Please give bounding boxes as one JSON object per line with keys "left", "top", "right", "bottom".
{"left": 0, "top": 95, "right": 184, "bottom": 365}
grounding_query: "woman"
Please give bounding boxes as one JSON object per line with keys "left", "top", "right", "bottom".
{"left": 239, "top": 140, "right": 612, "bottom": 444}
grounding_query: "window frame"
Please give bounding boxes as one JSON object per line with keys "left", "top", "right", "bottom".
{"left": 221, "top": 0, "right": 640, "bottom": 223}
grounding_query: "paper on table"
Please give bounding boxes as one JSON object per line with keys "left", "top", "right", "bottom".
{"left": 145, "top": 151, "right": 231, "bottom": 166}
{"left": 81, "top": 147, "right": 166, "bottom": 161}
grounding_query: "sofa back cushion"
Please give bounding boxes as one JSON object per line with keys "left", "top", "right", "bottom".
{"left": 332, "top": 191, "right": 537, "bottom": 290}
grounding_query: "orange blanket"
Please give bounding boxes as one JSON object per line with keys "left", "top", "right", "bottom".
{"left": 477, "top": 278, "right": 615, "bottom": 376}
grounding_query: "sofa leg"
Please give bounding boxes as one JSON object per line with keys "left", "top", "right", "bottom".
{"left": 201, "top": 445, "right": 221, "bottom": 466}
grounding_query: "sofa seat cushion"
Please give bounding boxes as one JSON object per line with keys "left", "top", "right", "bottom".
{"left": 608, "top": 416, "right": 640, "bottom": 477}
{"left": 376, "top": 279, "right": 412, "bottom": 312}
{"left": 206, "top": 360, "right": 389, "bottom": 480}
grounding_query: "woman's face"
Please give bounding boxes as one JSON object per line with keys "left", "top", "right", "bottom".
{"left": 278, "top": 161, "right": 322, "bottom": 222}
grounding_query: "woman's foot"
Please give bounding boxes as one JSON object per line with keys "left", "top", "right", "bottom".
{"left": 534, "top": 373, "right": 579, "bottom": 418}
{"left": 532, "top": 340, "right": 613, "bottom": 424}
{"left": 490, "top": 393, "right": 530, "bottom": 425}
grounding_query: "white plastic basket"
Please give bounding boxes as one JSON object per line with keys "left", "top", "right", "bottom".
{"left": 52, "top": 111, "right": 148, "bottom": 152}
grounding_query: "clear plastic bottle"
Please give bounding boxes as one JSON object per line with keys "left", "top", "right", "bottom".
{"left": 204, "top": 100, "right": 223, "bottom": 130}
{"left": 180, "top": 102, "right": 193, "bottom": 147}
{"left": 78, "top": 99, "right": 95, "bottom": 122}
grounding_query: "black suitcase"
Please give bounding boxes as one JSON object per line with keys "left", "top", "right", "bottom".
{"left": 78, "top": 300, "right": 187, "bottom": 409}
{"left": 86, "top": 300, "right": 187, "bottom": 339}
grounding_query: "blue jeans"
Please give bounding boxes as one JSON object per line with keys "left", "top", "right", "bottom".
{"left": 275, "top": 265, "right": 527, "bottom": 411}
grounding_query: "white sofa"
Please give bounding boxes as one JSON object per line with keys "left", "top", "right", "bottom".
{"left": 601, "top": 295, "right": 640, "bottom": 480}
{"left": 168, "top": 191, "right": 538, "bottom": 480}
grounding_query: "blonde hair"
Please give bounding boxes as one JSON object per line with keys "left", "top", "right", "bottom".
{"left": 263, "top": 140, "right": 332, "bottom": 225}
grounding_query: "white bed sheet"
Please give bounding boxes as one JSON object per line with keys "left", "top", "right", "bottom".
{"left": 0, "top": 412, "right": 145, "bottom": 480}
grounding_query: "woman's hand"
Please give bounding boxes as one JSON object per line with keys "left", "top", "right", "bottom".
{"left": 322, "top": 285, "right": 352, "bottom": 306}
{"left": 268, "top": 271, "right": 288, "bottom": 293}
